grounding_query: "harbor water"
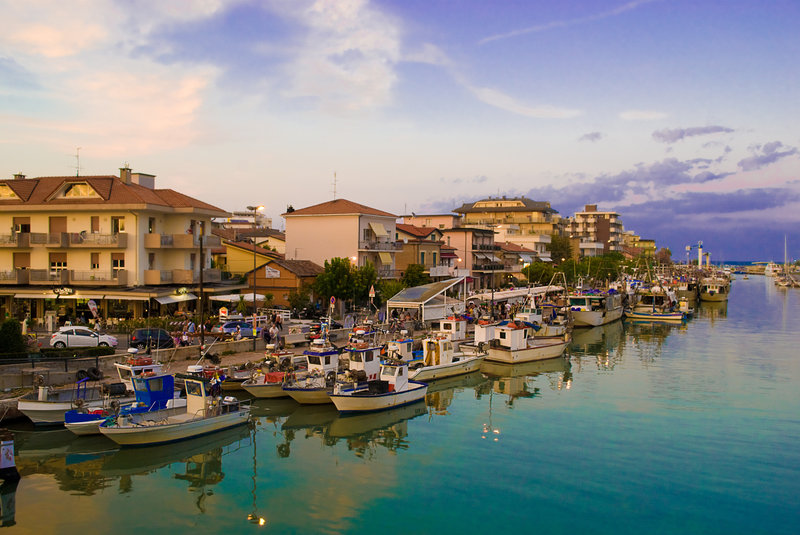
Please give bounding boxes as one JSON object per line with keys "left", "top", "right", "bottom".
{"left": 4, "top": 276, "right": 799, "bottom": 534}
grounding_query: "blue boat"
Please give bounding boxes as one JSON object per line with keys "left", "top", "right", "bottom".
{"left": 65, "top": 373, "right": 185, "bottom": 436}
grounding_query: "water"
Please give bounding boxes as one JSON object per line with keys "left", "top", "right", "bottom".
{"left": 4, "top": 277, "right": 800, "bottom": 534}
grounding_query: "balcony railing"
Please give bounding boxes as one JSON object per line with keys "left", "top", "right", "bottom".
{"left": 144, "top": 233, "right": 220, "bottom": 249}
{"left": 0, "top": 269, "right": 29, "bottom": 284}
{"left": 68, "top": 232, "right": 128, "bottom": 247}
{"left": 358, "top": 240, "right": 401, "bottom": 251}
{"left": 29, "top": 269, "right": 69, "bottom": 284}
{"left": 69, "top": 269, "right": 128, "bottom": 286}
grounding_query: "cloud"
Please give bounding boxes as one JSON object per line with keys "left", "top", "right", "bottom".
{"left": 468, "top": 86, "right": 581, "bottom": 119}
{"left": 440, "top": 175, "right": 489, "bottom": 185}
{"left": 620, "top": 110, "right": 668, "bottom": 121}
{"left": 273, "top": 0, "right": 402, "bottom": 111}
{"left": 479, "top": 0, "right": 659, "bottom": 45}
{"left": 738, "top": 141, "right": 798, "bottom": 171}
{"left": 579, "top": 132, "right": 604, "bottom": 142}
{"left": 652, "top": 125, "right": 734, "bottom": 143}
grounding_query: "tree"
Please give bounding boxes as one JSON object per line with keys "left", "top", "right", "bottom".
{"left": 401, "top": 264, "right": 431, "bottom": 287}
{"left": 547, "top": 235, "right": 573, "bottom": 264}
{"left": 655, "top": 247, "right": 672, "bottom": 265}
{"left": 313, "top": 257, "right": 355, "bottom": 303}
{"left": 0, "top": 319, "right": 26, "bottom": 354}
{"left": 353, "top": 262, "right": 378, "bottom": 307}
{"left": 522, "top": 262, "right": 555, "bottom": 285}
{"left": 376, "top": 279, "right": 405, "bottom": 305}
{"left": 287, "top": 283, "right": 312, "bottom": 311}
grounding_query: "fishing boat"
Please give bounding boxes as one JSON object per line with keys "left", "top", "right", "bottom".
{"left": 281, "top": 338, "right": 341, "bottom": 404}
{"left": 65, "top": 372, "right": 186, "bottom": 436}
{"left": 17, "top": 379, "right": 133, "bottom": 426}
{"left": 409, "top": 335, "right": 485, "bottom": 381}
{"left": 514, "top": 294, "right": 571, "bottom": 337}
{"left": 329, "top": 361, "right": 428, "bottom": 414}
{"left": 99, "top": 374, "right": 250, "bottom": 447}
{"left": 241, "top": 352, "right": 307, "bottom": 399}
{"left": 698, "top": 276, "right": 730, "bottom": 302}
{"left": 474, "top": 320, "right": 570, "bottom": 364}
{"left": 626, "top": 285, "right": 685, "bottom": 321}
{"left": 567, "top": 290, "right": 624, "bottom": 327}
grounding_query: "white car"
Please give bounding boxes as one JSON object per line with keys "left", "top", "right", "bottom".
{"left": 50, "top": 326, "right": 118, "bottom": 348}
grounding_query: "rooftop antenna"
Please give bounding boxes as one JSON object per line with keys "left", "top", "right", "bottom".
{"left": 75, "top": 147, "right": 81, "bottom": 177}
{"left": 332, "top": 172, "right": 337, "bottom": 200}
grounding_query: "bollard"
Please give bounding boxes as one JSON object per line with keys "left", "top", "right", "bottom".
{"left": 0, "top": 430, "right": 19, "bottom": 483}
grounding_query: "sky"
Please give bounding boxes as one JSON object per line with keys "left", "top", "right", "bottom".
{"left": 1, "top": 0, "right": 799, "bottom": 261}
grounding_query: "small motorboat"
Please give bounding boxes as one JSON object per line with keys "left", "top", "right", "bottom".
{"left": 329, "top": 360, "right": 428, "bottom": 414}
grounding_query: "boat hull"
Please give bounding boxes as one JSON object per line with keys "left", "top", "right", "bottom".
{"left": 572, "top": 307, "right": 623, "bottom": 327}
{"left": 330, "top": 382, "right": 428, "bottom": 413}
{"left": 99, "top": 409, "right": 250, "bottom": 446}
{"left": 625, "top": 310, "right": 684, "bottom": 322}
{"left": 282, "top": 386, "right": 331, "bottom": 405}
{"left": 410, "top": 356, "right": 484, "bottom": 382}
{"left": 699, "top": 291, "right": 729, "bottom": 302}
{"left": 18, "top": 394, "right": 134, "bottom": 425}
{"left": 241, "top": 382, "right": 288, "bottom": 399}
{"left": 65, "top": 418, "right": 105, "bottom": 436}
{"left": 484, "top": 339, "right": 568, "bottom": 364}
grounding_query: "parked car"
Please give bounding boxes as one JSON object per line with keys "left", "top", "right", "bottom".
{"left": 130, "top": 328, "right": 174, "bottom": 349}
{"left": 50, "top": 326, "right": 118, "bottom": 348}
{"left": 308, "top": 320, "right": 344, "bottom": 340}
{"left": 214, "top": 321, "right": 260, "bottom": 339}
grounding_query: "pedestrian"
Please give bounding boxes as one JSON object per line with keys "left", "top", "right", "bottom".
{"left": 269, "top": 324, "right": 280, "bottom": 348}
{"left": 234, "top": 325, "right": 242, "bottom": 340}
{"left": 187, "top": 320, "right": 196, "bottom": 334}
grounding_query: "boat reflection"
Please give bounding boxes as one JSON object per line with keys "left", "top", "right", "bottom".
{"left": 622, "top": 319, "right": 687, "bottom": 364}
{"left": 569, "top": 320, "right": 624, "bottom": 356}
{"left": 426, "top": 371, "right": 487, "bottom": 416}
{"left": 695, "top": 300, "right": 728, "bottom": 321}
{"left": 480, "top": 356, "right": 572, "bottom": 406}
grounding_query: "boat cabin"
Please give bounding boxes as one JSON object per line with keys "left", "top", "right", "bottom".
{"left": 421, "top": 336, "right": 456, "bottom": 366}
{"left": 568, "top": 293, "right": 621, "bottom": 312}
{"left": 131, "top": 373, "right": 181, "bottom": 411}
{"left": 431, "top": 316, "right": 468, "bottom": 342}
{"left": 378, "top": 362, "right": 409, "bottom": 392}
{"left": 180, "top": 376, "right": 240, "bottom": 418}
{"left": 386, "top": 338, "right": 415, "bottom": 362}
{"left": 302, "top": 340, "right": 340, "bottom": 377}
{"left": 347, "top": 346, "right": 382, "bottom": 381}
{"left": 492, "top": 321, "right": 534, "bottom": 351}
{"left": 115, "top": 351, "right": 164, "bottom": 391}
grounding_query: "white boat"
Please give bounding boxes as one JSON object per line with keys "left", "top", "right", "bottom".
{"left": 329, "top": 361, "right": 428, "bottom": 413}
{"left": 627, "top": 285, "right": 685, "bottom": 321}
{"left": 567, "top": 291, "right": 624, "bottom": 327}
{"left": 18, "top": 381, "right": 133, "bottom": 425}
{"left": 281, "top": 339, "right": 341, "bottom": 404}
{"left": 698, "top": 277, "right": 730, "bottom": 302}
{"left": 99, "top": 375, "right": 249, "bottom": 446}
{"left": 474, "top": 320, "right": 570, "bottom": 364}
{"left": 409, "top": 335, "right": 485, "bottom": 381}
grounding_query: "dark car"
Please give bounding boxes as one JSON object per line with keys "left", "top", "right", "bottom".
{"left": 130, "top": 328, "right": 175, "bottom": 349}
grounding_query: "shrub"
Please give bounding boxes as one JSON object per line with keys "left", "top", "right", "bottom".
{"left": 0, "top": 319, "right": 26, "bottom": 354}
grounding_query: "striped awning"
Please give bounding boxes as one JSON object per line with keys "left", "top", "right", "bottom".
{"left": 369, "top": 222, "right": 389, "bottom": 237}
{"left": 378, "top": 252, "right": 393, "bottom": 264}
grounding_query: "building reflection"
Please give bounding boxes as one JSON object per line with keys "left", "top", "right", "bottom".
{"left": 622, "top": 319, "right": 688, "bottom": 364}
{"left": 570, "top": 321, "right": 625, "bottom": 371}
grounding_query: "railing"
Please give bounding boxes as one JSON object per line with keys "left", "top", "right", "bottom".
{"left": 68, "top": 233, "right": 127, "bottom": 247}
{"left": 29, "top": 269, "right": 69, "bottom": 283}
{"left": 0, "top": 234, "right": 16, "bottom": 246}
{"left": 69, "top": 270, "right": 127, "bottom": 285}
{"left": 376, "top": 267, "right": 395, "bottom": 278}
{"left": 358, "top": 240, "right": 401, "bottom": 251}
{"left": 29, "top": 233, "right": 48, "bottom": 245}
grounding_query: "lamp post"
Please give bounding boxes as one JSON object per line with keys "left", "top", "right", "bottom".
{"left": 247, "top": 205, "right": 264, "bottom": 351}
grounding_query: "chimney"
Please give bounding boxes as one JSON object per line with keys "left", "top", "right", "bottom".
{"left": 131, "top": 173, "right": 156, "bottom": 189}
{"left": 12, "top": 173, "right": 25, "bottom": 180}
{"left": 119, "top": 166, "right": 132, "bottom": 184}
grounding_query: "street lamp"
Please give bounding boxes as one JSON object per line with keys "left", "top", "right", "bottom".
{"left": 247, "top": 205, "right": 264, "bottom": 351}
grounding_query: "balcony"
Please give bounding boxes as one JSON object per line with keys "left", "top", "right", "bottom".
{"left": 143, "top": 268, "right": 221, "bottom": 285}
{"left": 30, "top": 232, "right": 69, "bottom": 247}
{"left": 0, "top": 233, "right": 30, "bottom": 247}
{"left": 376, "top": 267, "right": 395, "bottom": 279}
{"left": 358, "top": 240, "right": 401, "bottom": 251}
{"left": 68, "top": 232, "right": 128, "bottom": 248}
{"left": 473, "top": 263, "right": 506, "bottom": 272}
{"left": 0, "top": 269, "right": 29, "bottom": 284}
{"left": 144, "top": 233, "right": 222, "bottom": 249}
{"left": 69, "top": 270, "right": 128, "bottom": 286}
{"left": 429, "top": 265, "right": 452, "bottom": 277}
{"left": 29, "top": 269, "right": 69, "bottom": 285}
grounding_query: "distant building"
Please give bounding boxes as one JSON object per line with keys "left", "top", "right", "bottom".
{"left": 283, "top": 199, "right": 398, "bottom": 278}
{"left": 243, "top": 258, "right": 323, "bottom": 308}
{"left": 395, "top": 223, "right": 447, "bottom": 278}
{"left": 402, "top": 214, "right": 461, "bottom": 230}
{"left": 441, "top": 227, "right": 503, "bottom": 290}
{"left": 566, "top": 204, "right": 625, "bottom": 255}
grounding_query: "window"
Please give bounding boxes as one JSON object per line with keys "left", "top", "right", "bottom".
{"left": 365, "top": 352, "right": 373, "bottom": 362}
{"left": 186, "top": 382, "right": 204, "bottom": 396}
{"left": 91, "top": 216, "right": 100, "bottom": 233}
{"left": 148, "top": 217, "right": 155, "bottom": 234}
{"left": 324, "top": 356, "right": 331, "bottom": 365}
{"left": 61, "top": 183, "right": 98, "bottom": 198}
{"left": 307, "top": 356, "right": 320, "bottom": 365}
{"left": 49, "top": 253, "right": 67, "bottom": 272}
{"left": 398, "top": 367, "right": 404, "bottom": 376}
{"left": 12, "top": 217, "right": 30, "bottom": 233}
{"left": 433, "top": 252, "right": 437, "bottom": 265}
{"left": 91, "top": 253, "right": 100, "bottom": 270}
{"left": 111, "top": 217, "right": 125, "bottom": 234}
{"left": 148, "top": 253, "right": 155, "bottom": 270}
{"left": 420, "top": 251, "right": 425, "bottom": 265}
{"left": 13, "top": 252, "right": 30, "bottom": 269}
{"left": 112, "top": 253, "right": 125, "bottom": 274}
{"left": 352, "top": 354, "right": 363, "bottom": 363}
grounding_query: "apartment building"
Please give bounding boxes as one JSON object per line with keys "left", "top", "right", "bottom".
{"left": 566, "top": 204, "right": 625, "bottom": 254}
{"left": 283, "top": 199, "right": 398, "bottom": 278}
{"left": 440, "top": 227, "right": 502, "bottom": 290}
{"left": 395, "top": 223, "right": 447, "bottom": 278}
{"left": 0, "top": 168, "right": 231, "bottom": 324}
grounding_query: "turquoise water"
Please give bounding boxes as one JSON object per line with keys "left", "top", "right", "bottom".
{"left": 5, "top": 276, "right": 800, "bottom": 534}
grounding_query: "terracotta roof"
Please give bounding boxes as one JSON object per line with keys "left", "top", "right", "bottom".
{"left": 499, "top": 241, "right": 537, "bottom": 253}
{"left": 212, "top": 228, "right": 238, "bottom": 241}
{"left": 224, "top": 240, "right": 284, "bottom": 259}
{"left": 237, "top": 228, "right": 286, "bottom": 240}
{"left": 283, "top": 198, "right": 396, "bottom": 218}
{"left": 0, "top": 174, "right": 228, "bottom": 215}
{"left": 268, "top": 259, "right": 324, "bottom": 278}
{"left": 396, "top": 223, "right": 439, "bottom": 239}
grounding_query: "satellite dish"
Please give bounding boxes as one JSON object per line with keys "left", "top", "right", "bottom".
{"left": 403, "top": 238, "right": 408, "bottom": 244}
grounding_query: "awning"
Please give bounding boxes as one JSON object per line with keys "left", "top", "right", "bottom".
{"left": 539, "top": 253, "right": 553, "bottom": 262}
{"left": 209, "top": 293, "right": 266, "bottom": 302}
{"left": 488, "top": 254, "right": 502, "bottom": 262}
{"left": 369, "top": 222, "right": 388, "bottom": 237}
{"left": 473, "top": 252, "right": 488, "bottom": 260}
{"left": 378, "top": 252, "right": 393, "bottom": 265}
{"left": 155, "top": 293, "right": 198, "bottom": 305}
{"left": 440, "top": 251, "right": 458, "bottom": 258}
{"left": 519, "top": 254, "right": 534, "bottom": 263}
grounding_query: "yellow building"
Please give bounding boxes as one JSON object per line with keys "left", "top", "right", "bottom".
{"left": 0, "top": 168, "right": 235, "bottom": 325}
{"left": 454, "top": 196, "right": 560, "bottom": 236}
